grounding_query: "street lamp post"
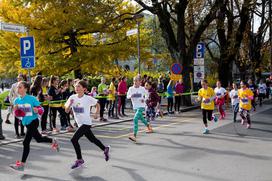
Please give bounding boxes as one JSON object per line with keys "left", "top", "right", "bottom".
{"left": 133, "top": 14, "right": 144, "bottom": 75}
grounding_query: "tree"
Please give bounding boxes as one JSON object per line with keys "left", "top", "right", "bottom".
{"left": 134, "top": 0, "right": 226, "bottom": 105}
{"left": 0, "top": 0, "right": 150, "bottom": 78}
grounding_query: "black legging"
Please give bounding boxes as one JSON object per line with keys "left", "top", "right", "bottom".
{"left": 71, "top": 124, "right": 105, "bottom": 160}
{"left": 202, "top": 109, "right": 213, "bottom": 125}
{"left": 98, "top": 98, "right": 107, "bottom": 118}
{"left": 50, "top": 107, "right": 68, "bottom": 128}
{"left": 22, "top": 119, "right": 52, "bottom": 162}
{"left": 41, "top": 105, "right": 49, "bottom": 131}
{"left": 175, "top": 95, "right": 181, "bottom": 112}
{"left": 14, "top": 117, "right": 25, "bottom": 136}
{"left": 167, "top": 97, "right": 173, "bottom": 113}
{"left": 118, "top": 95, "right": 126, "bottom": 115}
{"left": 240, "top": 109, "right": 251, "bottom": 125}
{"left": 108, "top": 100, "right": 115, "bottom": 117}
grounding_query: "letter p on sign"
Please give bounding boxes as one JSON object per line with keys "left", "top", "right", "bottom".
{"left": 23, "top": 40, "right": 31, "bottom": 54}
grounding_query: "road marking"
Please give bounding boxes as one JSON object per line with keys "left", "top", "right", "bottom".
{"left": 95, "top": 119, "right": 192, "bottom": 139}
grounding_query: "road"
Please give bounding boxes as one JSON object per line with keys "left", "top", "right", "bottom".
{"left": 0, "top": 100, "right": 271, "bottom": 181}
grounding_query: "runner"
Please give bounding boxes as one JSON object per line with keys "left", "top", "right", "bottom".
{"left": 248, "top": 79, "right": 257, "bottom": 111}
{"left": 65, "top": 80, "right": 110, "bottom": 169}
{"left": 145, "top": 81, "right": 159, "bottom": 130}
{"left": 214, "top": 81, "right": 227, "bottom": 120}
{"left": 196, "top": 79, "right": 218, "bottom": 134}
{"left": 257, "top": 79, "right": 267, "bottom": 107}
{"left": 9, "top": 81, "right": 59, "bottom": 171}
{"left": 229, "top": 83, "right": 239, "bottom": 122}
{"left": 238, "top": 81, "right": 254, "bottom": 129}
{"left": 127, "top": 76, "right": 153, "bottom": 142}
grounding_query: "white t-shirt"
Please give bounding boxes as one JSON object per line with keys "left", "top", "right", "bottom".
{"left": 258, "top": 83, "right": 267, "bottom": 94}
{"left": 214, "top": 87, "right": 227, "bottom": 98}
{"left": 229, "top": 89, "right": 239, "bottom": 105}
{"left": 127, "top": 86, "right": 148, "bottom": 109}
{"left": 65, "top": 94, "right": 97, "bottom": 126}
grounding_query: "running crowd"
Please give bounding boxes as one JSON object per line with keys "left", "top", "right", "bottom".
{"left": 0, "top": 73, "right": 272, "bottom": 171}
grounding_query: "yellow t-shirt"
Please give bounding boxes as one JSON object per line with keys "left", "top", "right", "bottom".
{"left": 198, "top": 87, "right": 215, "bottom": 110}
{"left": 108, "top": 82, "right": 116, "bottom": 101}
{"left": 238, "top": 88, "right": 254, "bottom": 110}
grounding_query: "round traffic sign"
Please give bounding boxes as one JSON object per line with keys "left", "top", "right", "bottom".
{"left": 196, "top": 72, "right": 202, "bottom": 78}
{"left": 171, "top": 63, "right": 182, "bottom": 74}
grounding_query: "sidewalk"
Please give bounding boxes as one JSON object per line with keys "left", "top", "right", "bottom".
{"left": 0, "top": 103, "right": 199, "bottom": 145}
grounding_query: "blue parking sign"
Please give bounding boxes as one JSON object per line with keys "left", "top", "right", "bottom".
{"left": 20, "top": 36, "right": 35, "bottom": 69}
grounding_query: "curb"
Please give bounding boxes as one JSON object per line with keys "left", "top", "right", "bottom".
{"left": 0, "top": 105, "right": 200, "bottom": 146}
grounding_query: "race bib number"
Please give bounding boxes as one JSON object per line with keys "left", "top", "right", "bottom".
{"left": 241, "top": 98, "right": 249, "bottom": 104}
{"left": 73, "top": 106, "right": 84, "bottom": 114}
{"left": 18, "top": 104, "right": 33, "bottom": 117}
{"left": 233, "top": 95, "right": 238, "bottom": 99}
{"left": 133, "top": 93, "right": 142, "bottom": 98}
{"left": 216, "top": 93, "right": 221, "bottom": 96}
{"left": 203, "top": 99, "right": 211, "bottom": 105}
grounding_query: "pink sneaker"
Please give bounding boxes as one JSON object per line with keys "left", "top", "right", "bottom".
{"left": 246, "top": 124, "right": 251, "bottom": 129}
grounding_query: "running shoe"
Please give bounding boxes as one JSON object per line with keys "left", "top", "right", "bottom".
{"left": 246, "top": 124, "right": 251, "bottom": 129}
{"left": 51, "top": 138, "right": 60, "bottom": 152}
{"left": 10, "top": 161, "right": 24, "bottom": 171}
{"left": 66, "top": 126, "right": 75, "bottom": 132}
{"left": 203, "top": 128, "right": 209, "bottom": 134}
{"left": 212, "top": 114, "right": 218, "bottom": 123}
{"left": 146, "top": 125, "right": 153, "bottom": 133}
{"left": 104, "top": 146, "right": 110, "bottom": 161}
{"left": 71, "top": 159, "right": 84, "bottom": 169}
{"left": 0, "top": 135, "right": 5, "bottom": 140}
{"left": 129, "top": 135, "right": 136, "bottom": 142}
{"left": 53, "top": 128, "right": 60, "bottom": 133}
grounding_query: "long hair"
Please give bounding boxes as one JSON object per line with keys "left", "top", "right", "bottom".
{"left": 30, "top": 75, "right": 42, "bottom": 95}
{"left": 49, "top": 75, "right": 58, "bottom": 87}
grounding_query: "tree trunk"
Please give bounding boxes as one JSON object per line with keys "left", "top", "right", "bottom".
{"left": 218, "top": 57, "right": 233, "bottom": 87}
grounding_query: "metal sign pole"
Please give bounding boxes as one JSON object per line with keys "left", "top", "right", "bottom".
{"left": 26, "top": 30, "right": 31, "bottom": 83}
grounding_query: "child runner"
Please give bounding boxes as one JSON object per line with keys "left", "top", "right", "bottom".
{"left": 248, "top": 79, "right": 257, "bottom": 111}
{"left": 127, "top": 76, "right": 153, "bottom": 142}
{"left": 197, "top": 79, "right": 218, "bottom": 134}
{"left": 229, "top": 83, "right": 239, "bottom": 122}
{"left": 238, "top": 81, "right": 254, "bottom": 129}
{"left": 257, "top": 79, "right": 267, "bottom": 107}
{"left": 145, "top": 81, "right": 159, "bottom": 130}
{"left": 214, "top": 81, "right": 227, "bottom": 120}
{"left": 65, "top": 80, "right": 110, "bottom": 169}
{"left": 9, "top": 81, "right": 59, "bottom": 171}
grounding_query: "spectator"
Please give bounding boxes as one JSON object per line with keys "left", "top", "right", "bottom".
{"left": 166, "top": 80, "right": 174, "bottom": 114}
{"left": 97, "top": 77, "right": 108, "bottom": 122}
{"left": 108, "top": 78, "right": 116, "bottom": 118}
{"left": 48, "top": 76, "right": 68, "bottom": 132}
{"left": 174, "top": 79, "right": 185, "bottom": 113}
{"left": 118, "top": 76, "right": 127, "bottom": 117}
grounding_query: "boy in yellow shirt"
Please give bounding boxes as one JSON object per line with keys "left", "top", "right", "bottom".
{"left": 238, "top": 81, "right": 254, "bottom": 128}
{"left": 197, "top": 80, "right": 218, "bottom": 134}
